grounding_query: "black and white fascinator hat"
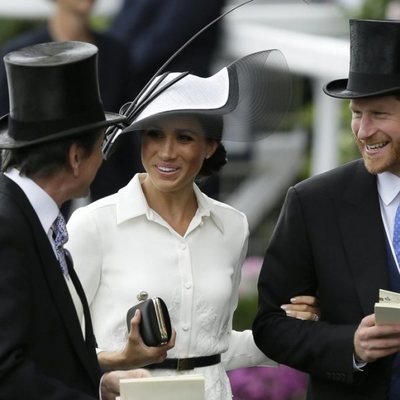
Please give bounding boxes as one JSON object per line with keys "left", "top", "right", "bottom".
{"left": 102, "top": 1, "right": 292, "bottom": 159}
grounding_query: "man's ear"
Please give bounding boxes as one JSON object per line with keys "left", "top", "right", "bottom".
{"left": 68, "top": 143, "right": 84, "bottom": 177}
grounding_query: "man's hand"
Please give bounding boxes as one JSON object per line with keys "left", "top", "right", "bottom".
{"left": 101, "top": 369, "right": 151, "bottom": 400}
{"left": 354, "top": 314, "right": 400, "bottom": 363}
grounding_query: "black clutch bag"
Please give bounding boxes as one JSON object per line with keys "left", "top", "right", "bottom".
{"left": 126, "top": 297, "right": 172, "bottom": 347}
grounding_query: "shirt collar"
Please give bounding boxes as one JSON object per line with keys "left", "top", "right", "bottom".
{"left": 4, "top": 168, "right": 60, "bottom": 233}
{"left": 193, "top": 183, "right": 224, "bottom": 232}
{"left": 377, "top": 171, "right": 400, "bottom": 206}
{"left": 116, "top": 173, "right": 149, "bottom": 224}
{"left": 116, "top": 173, "right": 224, "bottom": 232}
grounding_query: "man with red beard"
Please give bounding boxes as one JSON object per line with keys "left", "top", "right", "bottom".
{"left": 253, "top": 19, "right": 400, "bottom": 400}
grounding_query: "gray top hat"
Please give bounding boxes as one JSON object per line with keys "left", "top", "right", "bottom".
{"left": 324, "top": 19, "right": 400, "bottom": 99}
{"left": 0, "top": 41, "right": 126, "bottom": 149}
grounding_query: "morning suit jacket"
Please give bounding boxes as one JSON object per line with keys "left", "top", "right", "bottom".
{"left": 108, "top": 0, "right": 226, "bottom": 93}
{"left": 253, "top": 159, "right": 394, "bottom": 400}
{"left": 0, "top": 174, "right": 101, "bottom": 399}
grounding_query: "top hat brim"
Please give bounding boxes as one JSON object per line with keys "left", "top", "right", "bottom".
{"left": 324, "top": 77, "right": 400, "bottom": 99}
{"left": 0, "top": 112, "right": 126, "bottom": 149}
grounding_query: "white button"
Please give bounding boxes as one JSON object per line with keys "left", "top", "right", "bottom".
{"left": 181, "top": 243, "right": 187, "bottom": 250}
{"left": 182, "top": 325, "right": 189, "bottom": 331}
{"left": 185, "top": 282, "right": 192, "bottom": 289}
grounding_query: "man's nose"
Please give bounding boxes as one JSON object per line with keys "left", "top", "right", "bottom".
{"left": 356, "top": 115, "right": 376, "bottom": 140}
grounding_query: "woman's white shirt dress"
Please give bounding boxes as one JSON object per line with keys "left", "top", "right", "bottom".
{"left": 66, "top": 173, "right": 275, "bottom": 400}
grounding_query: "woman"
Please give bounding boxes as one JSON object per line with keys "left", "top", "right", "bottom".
{"left": 66, "top": 50, "right": 319, "bottom": 400}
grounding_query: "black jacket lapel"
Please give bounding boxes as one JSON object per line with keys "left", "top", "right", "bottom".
{"left": 337, "top": 162, "right": 389, "bottom": 315}
{"left": 65, "top": 250, "right": 102, "bottom": 378}
{"left": 0, "top": 175, "right": 100, "bottom": 388}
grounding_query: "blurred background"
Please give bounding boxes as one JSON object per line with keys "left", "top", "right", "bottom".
{"left": 0, "top": 0, "right": 397, "bottom": 398}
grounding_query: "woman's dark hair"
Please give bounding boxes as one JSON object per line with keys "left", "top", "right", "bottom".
{"left": 1, "top": 129, "right": 102, "bottom": 178}
{"left": 198, "top": 141, "right": 227, "bottom": 178}
{"left": 193, "top": 113, "right": 227, "bottom": 178}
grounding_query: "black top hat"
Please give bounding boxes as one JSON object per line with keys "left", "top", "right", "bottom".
{"left": 0, "top": 41, "right": 126, "bottom": 149}
{"left": 324, "top": 19, "right": 400, "bottom": 99}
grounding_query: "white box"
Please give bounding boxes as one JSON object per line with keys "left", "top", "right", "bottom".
{"left": 119, "top": 374, "right": 205, "bottom": 400}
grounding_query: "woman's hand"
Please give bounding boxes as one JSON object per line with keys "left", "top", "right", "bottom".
{"left": 98, "top": 309, "right": 176, "bottom": 370}
{"left": 122, "top": 309, "right": 176, "bottom": 367}
{"left": 280, "top": 295, "right": 320, "bottom": 321}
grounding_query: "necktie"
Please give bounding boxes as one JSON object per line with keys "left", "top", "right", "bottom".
{"left": 394, "top": 204, "right": 400, "bottom": 266}
{"left": 389, "top": 204, "right": 400, "bottom": 400}
{"left": 52, "top": 213, "right": 69, "bottom": 276}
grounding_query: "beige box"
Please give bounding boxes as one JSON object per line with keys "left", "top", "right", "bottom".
{"left": 375, "top": 289, "right": 400, "bottom": 325}
{"left": 119, "top": 374, "right": 205, "bottom": 400}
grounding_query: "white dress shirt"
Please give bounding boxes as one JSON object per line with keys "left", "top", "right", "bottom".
{"left": 4, "top": 168, "right": 85, "bottom": 337}
{"left": 66, "top": 173, "right": 275, "bottom": 400}
{"left": 378, "top": 171, "right": 400, "bottom": 272}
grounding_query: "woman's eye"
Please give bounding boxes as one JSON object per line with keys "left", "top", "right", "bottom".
{"left": 145, "top": 129, "right": 163, "bottom": 138}
{"left": 178, "top": 134, "right": 194, "bottom": 142}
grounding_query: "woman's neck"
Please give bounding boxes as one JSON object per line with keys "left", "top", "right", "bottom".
{"left": 140, "top": 175, "right": 198, "bottom": 237}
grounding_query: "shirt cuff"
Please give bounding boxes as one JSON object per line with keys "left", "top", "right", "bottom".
{"left": 99, "top": 373, "right": 104, "bottom": 400}
{"left": 353, "top": 354, "right": 367, "bottom": 371}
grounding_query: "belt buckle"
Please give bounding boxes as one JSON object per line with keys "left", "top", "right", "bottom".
{"left": 177, "top": 358, "right": 193, "bottom": 371}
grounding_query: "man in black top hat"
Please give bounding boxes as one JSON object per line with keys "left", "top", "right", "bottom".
{"left": 253, "top": 19, "right": 400, "bottom": 400}
{"left": 0, "top": 41, "right": 147, "bottom": 399}
{"left": 0, "top": 0, "right": 139, "bottom": 206}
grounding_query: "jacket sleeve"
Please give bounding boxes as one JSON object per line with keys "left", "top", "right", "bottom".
{"left": 252, "top": 186, "right": 357, "bottom": 383}
{"left": 222, "top": 329, "right": 277, "bottom": 370}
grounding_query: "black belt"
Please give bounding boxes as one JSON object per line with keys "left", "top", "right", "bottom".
{"left": 147, "top": 354, "right": 221, "bottom": 371}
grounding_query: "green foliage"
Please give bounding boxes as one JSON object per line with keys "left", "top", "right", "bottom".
{"left": 232, "top": 297, "right": 258, "bottom": 331}
{"left": 89, "top": 15, "right": 112, "bottom": 31}
{"left": 0, "top": 14, "right": 112, "bottom": 49}
{"left": 336, "top": 0, "right": 393, "bottom": 19}
{"left": 358, "top": 0, "right": 392, "bottom": 19}
{"left": 339, "top": 101, "right": 359, "bottom": 164}
{"left": 0, "top": 18, "right": 43, "bottom": 47}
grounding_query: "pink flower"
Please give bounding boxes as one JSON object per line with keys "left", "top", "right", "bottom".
{"left": 239, "top": 256, "right": 264, "bottom": 297}
{"left": 228, "top": 365, "right": 308, "bottom": 400}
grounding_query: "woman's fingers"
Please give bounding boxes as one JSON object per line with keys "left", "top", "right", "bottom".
{"left": 281, "top": 295, "right": 320, "bottom": 321}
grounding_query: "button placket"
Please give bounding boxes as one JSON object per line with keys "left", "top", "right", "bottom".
{"left": 177, "top": 239, "right": 193, "bottom": 349}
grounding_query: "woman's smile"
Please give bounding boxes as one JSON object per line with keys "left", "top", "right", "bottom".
{"left": 155, "top": 164, "right": 180, "bottom": 175}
